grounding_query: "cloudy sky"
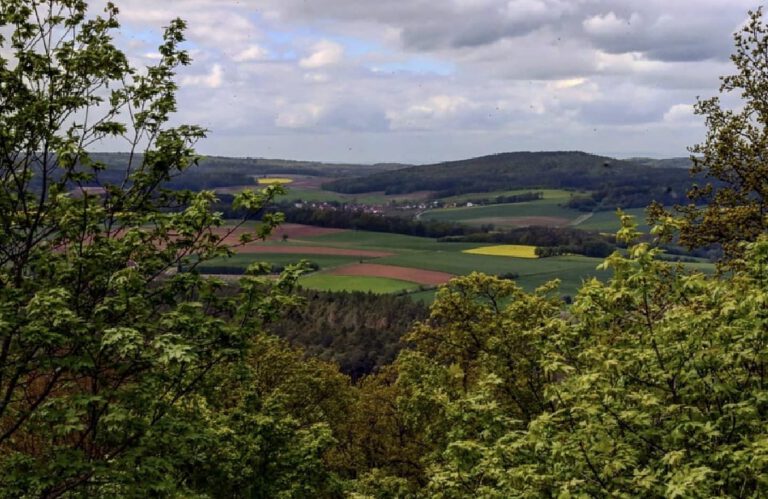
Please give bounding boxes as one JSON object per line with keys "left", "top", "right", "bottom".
{"left": 108, "top": 0, "right": 757, "bottom": 163}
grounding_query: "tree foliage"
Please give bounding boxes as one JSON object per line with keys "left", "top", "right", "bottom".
{"left": 349, "top": 216, "right": 768, "bottom": 497}
{"left": 5, "top": 1, "right": 768, "bottom": 498}
{"left": 267, "top": 289, "right": 428, "bottom": 380}
{"left": 0, "top": 1, "right": 304, "bottom": 495}
{"left": 664, "top": 8, "right": 768, "bottom": 260}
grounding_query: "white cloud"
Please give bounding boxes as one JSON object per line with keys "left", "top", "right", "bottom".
{"left": 388, "top": 95, "right": 474, "bottom": 129}
{"left": 232, "top": 44, "right": 269, "bottom": 62}
{"left": 551, "top": 78, "right": 587, "bottom": 90}
{"left": 504, "top": 0, "right": 553, "bottom": 22}
{"left": 182, "top": 64, "right": 224, "bottom": 88}
{"left": 79, "top": 0, "right": 759, "bottom": 161}
{"left": 275, "top": 104, "right": 324, "bottom": 128}
{"left": 299, "top": 40, "right": 344, "bottom": 68}
{"left": 663, "top": 103, "right": 697, "bottom": 123}
{"left": 304, "top": 72, "right": 330, "bottom": 83}
{"left": 583, "top": 12, "right": 642, "bottom": 36}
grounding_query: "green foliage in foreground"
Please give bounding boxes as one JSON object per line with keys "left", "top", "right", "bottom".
{"left": 4, "top": 0, "right": 768, "bottom": 497}
{"left": 349, "top": 217, "right": 768, "bottom": 497}
{"left": 0, "top": 2, "right": 322, "bottom": 495}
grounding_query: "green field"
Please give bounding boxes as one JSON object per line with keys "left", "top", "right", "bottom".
{"left": 206, "top": 223, "right": 714, "bottom": 299}
{"left": 422, "top": 193, "right": 582, "bottom": 227}
{"left": 198, "top": 253, "right": 363, "bottom": 272}
{"left": 277, "top": 188, "right": 350, "bottom": 203}
{"left": 575, "top": 208, "right": 650, "bottom": 232}
{"left": 375, "top": 252, "right": 607, "bottom": 296}
{"left": 299, "top": 274, "right": 420, "bottom": 293}
{"left": 306, "top": 230, "right": 478, "bottom": 252}
{"left": 440, "top": 188, "right": 576, "bottom": 204}
{"left": 278, "top": 188, "right": 429, "bottom": 205}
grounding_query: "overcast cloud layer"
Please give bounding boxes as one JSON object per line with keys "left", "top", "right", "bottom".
{"left": 101, "top": 0, "right": 758, "bottom": 163}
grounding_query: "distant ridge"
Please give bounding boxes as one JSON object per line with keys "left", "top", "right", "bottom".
{"left": 626, "top": 157, "right": 693, "bottom": 169}
{"left": 322, "top": 150, "right": 696, "bottom": 200}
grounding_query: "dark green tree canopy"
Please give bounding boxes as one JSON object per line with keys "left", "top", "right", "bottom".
{"left": 0, "top": 1, "right": 293, "bottom": 495}
{"left": 666, "top": 8, "right": 768, "bottom": 260}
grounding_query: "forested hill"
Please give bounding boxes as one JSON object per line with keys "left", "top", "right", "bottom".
{"left": 76, "top": 153, "right": 408, "bottom": 191}
{"left": 626, "top": 157, "right": 693, "bottom": 169}
{"left": 322, "top": 150, "right": 698, "bottom": 198}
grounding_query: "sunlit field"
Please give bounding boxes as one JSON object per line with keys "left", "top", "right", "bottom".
{"left": 463, "top": 244, "right": 539, "bottom": 259}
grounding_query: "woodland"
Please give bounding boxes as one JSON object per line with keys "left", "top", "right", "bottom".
{"left": 3, "top": 1, "right": 768, "bottom": 498}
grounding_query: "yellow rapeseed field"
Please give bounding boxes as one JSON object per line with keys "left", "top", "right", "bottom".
{"left": 257, "top": 177, "right": 294, "bottom": 185}
{"left": 463, "top": 245, "right": 539, "bottom": 259}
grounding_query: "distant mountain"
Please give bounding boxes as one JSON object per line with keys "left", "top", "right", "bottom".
{"left": 626, "top": 157, "right": 693, "bottom": 169}
{"left": 323, "top": 151, "right": 696, "bottom": 197}
{"left": 74, "top": 153, "right": 405, "bottom": 191}
{"left": 71, "top": 151, "right": 700, "bottom": 210}
{"left": 89, "top": 153, "right": 403, "bottom": 178}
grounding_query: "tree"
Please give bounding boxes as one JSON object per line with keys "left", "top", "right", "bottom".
{"left": 661, "top": 8, "right": 768, "bottom": 260}
{"left": 0, "top": 1, "right": 288, "bottom": 495}
{"left": 342, "top": 273, "right": 563, "bottom": 495}
{"left": 179, "top": 334, "right": 355, "bottom": 498}
{"left": 366, "top": 216, "right": 768, "bottom": 497}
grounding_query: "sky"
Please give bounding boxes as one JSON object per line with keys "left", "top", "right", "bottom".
{"left": 104, "top": 0, "right": 758, "bottom": 163}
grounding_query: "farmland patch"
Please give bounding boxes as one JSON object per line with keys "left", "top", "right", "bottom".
{"left": 231, "top": 245, "right": 393, "bottom": 258}
{"left": 329, "top": 263, "right": 454, "bottom": 286}
{"left": 463, "top": 216, "right": 571, "bottom": 227}
{"left": 213, "top": 224, "right": 347, "bottom": 244}
{"left": 464, "top": 245, "right": 539, "bottom": 259}
{"left": 257, "top": 177, "right": 294, "bottom": 185}
{"left": 299, "top": 274, "right": 419, "bottom": 293}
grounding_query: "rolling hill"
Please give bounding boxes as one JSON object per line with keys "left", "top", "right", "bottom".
{"left": 322, "top": 151, "right": 698, "bottom": 208}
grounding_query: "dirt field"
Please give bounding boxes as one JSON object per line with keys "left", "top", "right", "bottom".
{"left": 328, "top": 263, "right": 454, "bottom": 285}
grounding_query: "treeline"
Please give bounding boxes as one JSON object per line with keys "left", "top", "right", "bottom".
{"left": 71, "top": 153, "right": 331, "bottom": 191}
{"left": 63, "top": 153, "right": 408, "bottom": 193}
{"left": 440, "top": 226, "right": 616, "bottom": 258}
{"left": 566, "top": 185, "right": 688, "bottom": 212}
{"left": 448, "top": 191, "right": 542, "bottom": 206}
{"left": 213, "top": 197, "right": 482, "bottom": 238}
{"left": 197, "top": 261, "right": 321, "bottom": 275}
{"left": 267, "top": 290, "right": 428, "bottom": 380}
{"left": 272, "top": 203, "right": 478, "bottom": 238}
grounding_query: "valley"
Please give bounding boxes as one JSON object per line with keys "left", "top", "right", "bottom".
{"left": 187, "top": 151, "right": 715, "bottom": 300}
